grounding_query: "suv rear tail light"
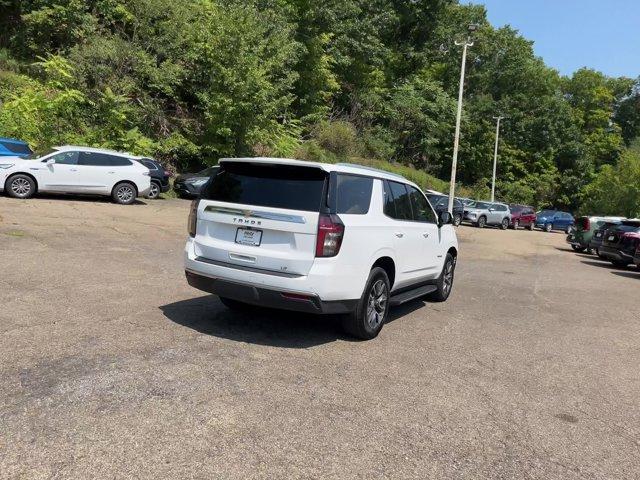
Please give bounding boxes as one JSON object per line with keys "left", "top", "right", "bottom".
{"left": 580, "top": 217, "right": 590, "bottom": 231}
{"left": 316, "top": 214, "right": 344, "bottom": 257}
{"left": 188, "top": 199, "right": 200, "bottom": 237}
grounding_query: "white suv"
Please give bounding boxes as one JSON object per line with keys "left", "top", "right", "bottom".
{"left": 184, "top": 158, "right": 459, "bottom": 339}
{"left": 0, "top": 146, "right": 151, "bottom": 204}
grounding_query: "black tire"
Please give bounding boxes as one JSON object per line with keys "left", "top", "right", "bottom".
{"left": 571, "top": 245, "right": 585, "bottom": 253}
{"left": 5, "top": 174, "right": 36, "bottom": 199}
{"left": 528, "top": 222, "right": 535, "bottom": 231}
{"left": 513, "top": 220, "right": 520, "bottom": 230}
{"left": 147, "top": 181, "right": 161, "bottom": 200}
{"left": 428, "top": 253, "right": 456, "bottom": 302}
{"left": 545, "top": 223, "right": 552, "bottom": 233}
{"left": 565, "top": 226, "right": 573, "bottom": 234}
{"left": 611, "top": 260, "right": 629, "bottom": 268}
{"left": 596, "top": 249, "right": 603, "bottom": 258}
{"left": 477, "top": 216, "right": 487, "bottom": 228}
{"left": 453, "top": 213, "right": 462, "bottom": 227}
{"left": 112, "top": 182, "right": 137, "bottom": 205}
{"left": 342, "top": 267, "right": 390, "bottom": 340}
{"left": 500, "top": 218, "right": 509, "bottom": 230}
{"left": 586, "top": 248, "right": 593, "bottom": 255}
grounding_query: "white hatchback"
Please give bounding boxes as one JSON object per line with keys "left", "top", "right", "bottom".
{"left": 184, "top": 158, "right": 459, "bottom": 339}
{"left": 0, "top": 146, "right": 151, "bottom": 204}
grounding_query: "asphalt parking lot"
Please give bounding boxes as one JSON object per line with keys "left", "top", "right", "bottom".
{"left": 1, "top": 196, "right": 639, "bottom": 479}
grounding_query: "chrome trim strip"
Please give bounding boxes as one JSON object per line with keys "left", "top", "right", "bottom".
{"left": 193, "top": 256, "right": 303, "bottom": 278}
{"left": 204, "top": 205, "right": 306, "bottom": 224}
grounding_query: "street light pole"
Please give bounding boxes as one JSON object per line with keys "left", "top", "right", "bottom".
{"left": 490, "top": 115, "right": 504, "bottom": 202}
{"left": 447, "top": 29, "right": 476, "bottom": 214}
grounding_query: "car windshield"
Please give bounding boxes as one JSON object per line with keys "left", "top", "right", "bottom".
{"left": 197, "top": 166, "right": 218, "bottom": 176}
{"left": 538, "top": 210, "right": 555, "bottom": 216}
{"left": 470, "top": 201, "right": 489, "bottom": 209}
{"left": 26, "top": 148, "right": 57, "bottom": 160}
{"left": 510, "top": 206, "right": 523, "bottom": 213}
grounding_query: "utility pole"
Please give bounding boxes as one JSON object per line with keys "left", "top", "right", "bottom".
{"left": 447, "top": 24, "right": 478, "bottom": 214}
{"left": 490, "top": 115, "right": 505, "bottom": 202}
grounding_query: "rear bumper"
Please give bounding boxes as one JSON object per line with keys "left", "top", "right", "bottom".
{"left": 599, "top": 246, "right": 634, "bottom": 263}
{"left": 185, "top": 270, "right": 357, "bottom": 314}
{"left": 174, "top": 182, "right": 200, "bottom": 197}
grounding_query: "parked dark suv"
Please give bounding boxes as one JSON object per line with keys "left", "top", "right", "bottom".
{"left": 509, "top": 204, "right": 536, "bottom": 230}
{"left": 427, "top": 194, "right": 464, "bottom": 226}
{"left": 598, "top": 220, "right": 640, "bottom": 267}
{"left": 174, "top": 166, "right": 219, "bottom": 198}
{"left": 137, "top": 158, "right": 171, "bottom": 199}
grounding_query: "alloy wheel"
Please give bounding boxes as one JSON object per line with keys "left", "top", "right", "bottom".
{"left": 443, "top": 259, "right": 454, "bottom": 296}
{"left": 148, "top": 183, "right": 160, "bottom": 199}
{"left": 514, "top": 220, "right": 519, "bottom": 230}
{"left": 366, "top": 279, "right": 388, "bottom": 330}
{"left": 11, "top": 178, "right": 31, "bottom": 197}
{"left": 117, "top": 185, "right": 134, "bottom": 203}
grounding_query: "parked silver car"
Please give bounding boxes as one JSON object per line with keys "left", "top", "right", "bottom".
{"left": 463, "top": 201, "right": 511, "bottom": 229}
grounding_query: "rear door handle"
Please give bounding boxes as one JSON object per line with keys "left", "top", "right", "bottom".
{"left": 108, "top": 171, "right": 116, "bottom": 174}
{"left": 70, "top": 168, "right": 78, "bottom": 172}
{"left": 423, "top": 233, "right": 430, "bottom": 238}
{"left": 395, "top": 233, "right": 404, "bottom": 238}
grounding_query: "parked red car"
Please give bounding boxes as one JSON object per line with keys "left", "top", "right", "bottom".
{"left": 509, "top": 204, "right": 536, "bottom": 230}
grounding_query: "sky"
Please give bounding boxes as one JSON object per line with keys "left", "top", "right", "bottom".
{"left": 468, "top": 0, "right": 640, "bottom": 78}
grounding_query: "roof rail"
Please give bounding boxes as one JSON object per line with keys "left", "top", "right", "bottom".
{"left": 335, "top": 163, "right": 406, "bottom": 179}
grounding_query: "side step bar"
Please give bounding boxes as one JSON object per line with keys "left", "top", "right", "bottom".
{"left": 389, "top": 284, "right": 437, "bottom": 306}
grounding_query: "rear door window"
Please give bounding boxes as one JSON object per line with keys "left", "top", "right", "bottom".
{"left": 78, "top": 152, "right": 132, "bottom": 166}
{"left": 385, "top": 181, "right": 413, "bottom": 220}
{"left": 201, "top": 162, "right": 327, "bottom": 212}
{"left": 408, "top": 186, "right": 437, "bottom": 223}
{"left": 335, "top": 174, "right": 373, "bottom": 215}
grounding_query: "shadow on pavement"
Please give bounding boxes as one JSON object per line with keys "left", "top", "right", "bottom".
{"left": 160, "top": 294, "right": 428, "bottom": 347}
{"left": 160, "top": 295, "right": 351, "bottom": 348}
{"left": 34, "top": 193, "right": 148, "bottom": 205}
{"left": 581, "top": 260, "right": 630, "bottom": 271}
{"left": 611, "top": 271, "right": 639, "bottom": 279}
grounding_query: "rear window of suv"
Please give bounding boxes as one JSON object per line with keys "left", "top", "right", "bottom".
{"left": 201, "top": 162, "right": 327, "bottom": 212}
{"left": 335, "top": 174, "right": 373, "bottom": 214}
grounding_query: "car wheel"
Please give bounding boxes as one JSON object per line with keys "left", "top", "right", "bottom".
{"left": 147, "top": 181, "right": 161, "bottom": 200}
{"left": 342, "top": 267, "right": 390, "bottom": 340}
{"left": 112, "top": 182, "right": 137, "bottom": 205}
{"left": 500, "top": 218, "right": 509, "bottom": 230}
{"left": 545, "top": 223, "right": 552, "bottom": 233}
{"left": 596, "top": 249, "right": 603, "bottom": 258}
{"left": 611, "top": 260, "right": 629, "bottom": 268}
{"left": 565, "top": 226, "right": 573, "bottom": 234}
{"left": 528, "top": 223, "right": 535, "bottom": 231}
{"left": 586, "top": 247, "right": 593, "bottom": 255}
{"left": 477, "top": 216, "right": 486, "bottom": 228}
{"left": 6, "top": 174, "right": 36, "bottom": 199}
{"left": 453, "top": 213, "right": 462, "bottom": 227}
{"left": 571, "top": 245, "right": 585, "bottom": 253}
{"left": 513, "top": 220, "right": 520, "bottom": 230}
{"left": 427, "top": 253, "right": 456, "bottom": 302}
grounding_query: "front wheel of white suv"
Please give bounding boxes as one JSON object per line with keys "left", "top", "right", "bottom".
{"left": 427, "top": 253, "right": 456, "bottom": 302}
{"left": 342, "top": 267, "right": 390, "bottom": 340}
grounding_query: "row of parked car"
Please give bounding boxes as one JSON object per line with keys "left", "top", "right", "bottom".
{"left": 424, "top": 191, "right": 575, "bottom": 233}
{"left": 566, "top": 216, "right": 640, "bottom": 269}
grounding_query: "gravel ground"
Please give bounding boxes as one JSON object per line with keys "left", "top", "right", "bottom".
{"left": 1, "top": 195, "right": 639, "bottom": 480}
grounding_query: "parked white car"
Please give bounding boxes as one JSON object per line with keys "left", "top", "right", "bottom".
{"left": 0, "top": 146, "right": 151, "bottom": 204}
{"left": 184, "top": 158, "right": 459, "bottom": 339}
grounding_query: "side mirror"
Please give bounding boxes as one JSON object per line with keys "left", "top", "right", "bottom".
{"left": 46, "top": 159, "right": 55, "bottom": 166}
{"left": 439, "top": 211, "right": 452, "bottom": 226}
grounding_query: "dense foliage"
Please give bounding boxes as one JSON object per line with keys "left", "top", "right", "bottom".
{"left": 1, "top": 0, "right": 639, "bottom": 213}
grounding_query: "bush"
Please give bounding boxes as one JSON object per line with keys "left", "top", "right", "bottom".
{"left": 312, "top": 121, "right": 360, "bottom": 157}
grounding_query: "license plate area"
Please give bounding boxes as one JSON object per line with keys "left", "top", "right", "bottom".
{"left": 235, "top": 227, "right": 263, "bottom": 246}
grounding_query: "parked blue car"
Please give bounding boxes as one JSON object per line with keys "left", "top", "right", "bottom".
{"left": 535, "top": 210, "right": 575, "bottom": 233}
{"left": 0, "top": 137, "right": 32, "bottom": 158}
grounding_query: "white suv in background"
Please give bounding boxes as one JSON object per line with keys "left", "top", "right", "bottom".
{"left": 0, "top": 146, "right": 151, "bottom": 204}
{"left": 184, "top": 158, "right": 459, "bottom": 339}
